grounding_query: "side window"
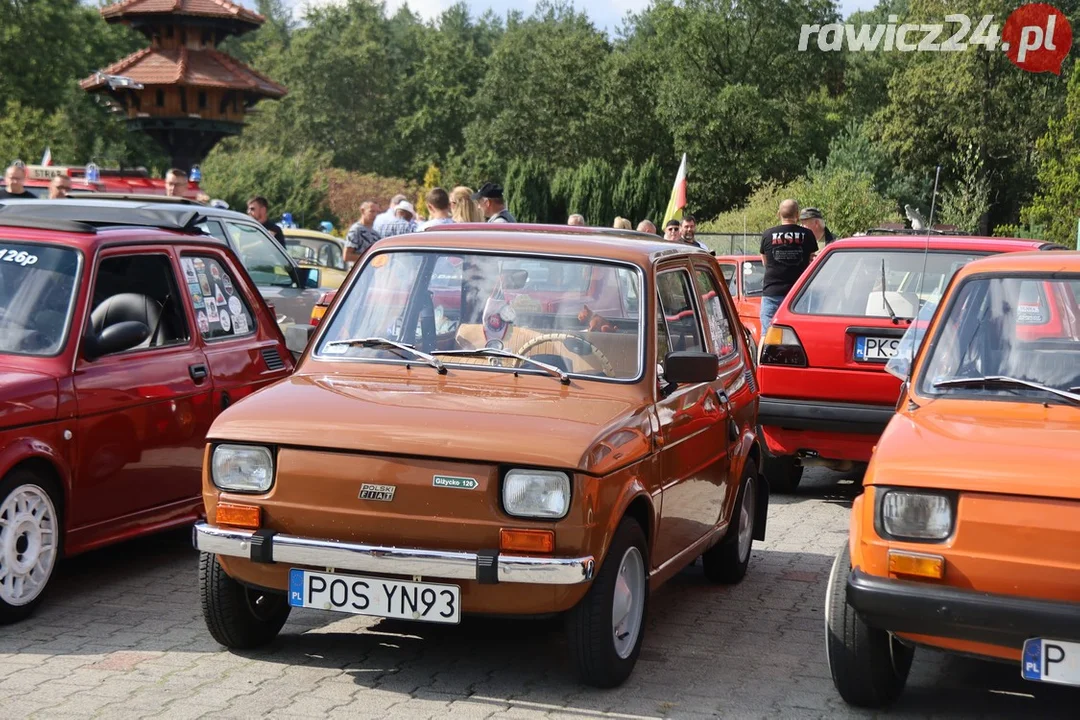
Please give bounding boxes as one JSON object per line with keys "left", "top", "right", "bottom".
{"left": 180, "top": 254, "right": 256, "bottom": 340}
{"left": 198, "top": 220, "right": 229, "bottom": 243}
{"left": 719, "top": 263, "right": 737, "bottom": 296}
{"left": 656, "top": 269, "right": 704, "bottom": 355}
{"left": 225, "top": 221, "right": 294, "bottom": 288}
{"left": 88, "top": 253, "right": 190, "bottom": 353}
{"left": 694, "top": 268, "right": 736, "bottom": 357}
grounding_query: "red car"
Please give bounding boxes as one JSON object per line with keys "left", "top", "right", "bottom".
{"left": 716, "top": 255, "right": 764, "bottom": 347}
{"left": 756, "top": 235, "right": 1065, "bottom": 492}
{"left": 0, "top": 206, "right": 292, "bottom": 622}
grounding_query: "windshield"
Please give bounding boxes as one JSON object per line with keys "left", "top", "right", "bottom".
{"left": 316, "top": 250, "right": 643, "bottom": 381}
{"left": 0, "top": 242, "right": 79, "bottom": 355}
{"left": 791, "top": 250, "right": 984, "bottom": 319}
{"left": 742, "top": 259, "right": 764, "bottom": 296}
{"left": 918, "top": 276, "right": 1080, "bottom": 402}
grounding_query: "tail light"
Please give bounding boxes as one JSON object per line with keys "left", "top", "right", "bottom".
{"left": 309, "top": 291, "right": 333, "bottom": 326}
{"left": 760, "top": 325, "right": 807, "bottom": 367}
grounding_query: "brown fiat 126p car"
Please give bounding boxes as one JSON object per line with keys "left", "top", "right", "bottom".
{"left": 193, "top": 227, "right": 767, "bottom": 687}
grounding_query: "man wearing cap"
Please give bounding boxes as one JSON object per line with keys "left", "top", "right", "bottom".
{"left": 473, "top": 183, "right": 516, "bottom": 223}
{"left": 374, "top": 199, "right": 418, "bottom": 239}
{"left": 663, "top": 219, "right": 681, "bottom": 241}
{"left": 800, "top": 207, "right": 835, "bottom": 248}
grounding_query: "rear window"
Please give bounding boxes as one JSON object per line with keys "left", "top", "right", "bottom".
{"left": 791, "top": 250, "right": 984, "bottom": 319}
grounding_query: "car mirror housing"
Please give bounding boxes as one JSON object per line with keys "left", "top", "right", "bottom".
{"left": 285, "top": 323, "right": 316, "bottom": 358}
{"left": 662, "top": 351, "right": 719, "bottom": 385}
{"left": 84, "top": 320, "right": 151, "bottom": 360}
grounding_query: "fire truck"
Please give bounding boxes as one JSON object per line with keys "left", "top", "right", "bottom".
{"left": 9, "top": 164, "right": 202, "bottom": 198}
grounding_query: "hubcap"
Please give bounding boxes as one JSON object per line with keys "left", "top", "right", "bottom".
{"left": 612, "top": 546, "right": 645, "bottom": 659}
{"left": 737, "top": 479, "right": 755, "bottom": 563}
{"left": 0, "top": 484, "right": 58, "bottom": 607}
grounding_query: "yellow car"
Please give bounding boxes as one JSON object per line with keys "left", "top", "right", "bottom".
{"left": 283, "top": 228, "right": 349, "bottom": 289}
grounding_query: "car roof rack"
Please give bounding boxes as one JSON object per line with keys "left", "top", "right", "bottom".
{"left": 0, "top": 200, "right": 205, "bottom": 232}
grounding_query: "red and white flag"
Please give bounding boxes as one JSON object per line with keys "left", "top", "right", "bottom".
{"left": 40, "top": 147, "right": 52, "bottom": 166}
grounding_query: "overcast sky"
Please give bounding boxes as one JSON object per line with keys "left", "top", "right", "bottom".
{"left": 253, "top": 0, "right": 880, "bottom": 33}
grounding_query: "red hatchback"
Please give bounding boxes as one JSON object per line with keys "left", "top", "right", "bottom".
{"left": 0, "top": 207, "right": 292, "bottom": 621}
{"left": 756, "top": 235, "right": 1064, "bottom": 492}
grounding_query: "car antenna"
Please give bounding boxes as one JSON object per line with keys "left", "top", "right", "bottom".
{"left": 880, "top": 257, "right": 898, "bottom": 325}
{"left": 907, "top": 165, "right": 943, "bottom": 373}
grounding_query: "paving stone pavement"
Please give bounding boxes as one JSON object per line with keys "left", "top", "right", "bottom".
{"left": 1, "top": 468, "right": 1075, "bottom": 719}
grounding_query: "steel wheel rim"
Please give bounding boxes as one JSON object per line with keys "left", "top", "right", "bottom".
{"left": 611, "top": 546, "right": 645, "bottom": 659}
{"left": 737, "top": 479, "right": 755, "bottom": 563}
{"left": 0, "top": 484, "right": 58, "bottom": 607}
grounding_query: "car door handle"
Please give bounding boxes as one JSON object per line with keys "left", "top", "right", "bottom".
{"left": 189, "top": 364, "right": 208, "bottom": 383}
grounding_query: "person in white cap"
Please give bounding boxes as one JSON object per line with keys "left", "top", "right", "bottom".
{"left": 374, "top": 199, "right": 418, "bottom": 239}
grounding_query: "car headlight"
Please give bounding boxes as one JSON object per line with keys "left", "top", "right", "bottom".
{"left": 212, "top": 444, "right": 274, "bottom": 493}
{"left": 503, "top": 469, "right": 571, "bottom": 519}
{"left": 879, "top": 490, "right": 953, "bottom": 541}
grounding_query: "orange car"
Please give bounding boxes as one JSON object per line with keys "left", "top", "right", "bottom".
{"left": 193, "top": 227, "right": 766, "bottom": 687}
{"left": 826, "top": 251, "right": 1080, "bottom": 707}
{"left": 715, "top": 254, "right": 763, "bottom": 346}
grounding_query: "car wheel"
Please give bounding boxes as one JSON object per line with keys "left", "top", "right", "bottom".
{"left": 0, "top": 470, "right": 61, "bottom": 625}
{"left": 762, "top": 454, "right": 802, "bottom": 493}
{"left": 825, "top": 544, "right": 913, "bottom": 708}
{"left": 199, "top": 552, "right": 290, "bottom": 649}
{"left": 565, "top": 517, "right": 648, "bottom": 688}
{"left": 702, "top": 463, "right": 756, "bottom": 584}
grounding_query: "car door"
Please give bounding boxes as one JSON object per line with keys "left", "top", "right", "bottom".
{"left": 177, "top": 247, "right": 293, "bottom": 415}
{"left": 222, "top": 219, "right": 322, "bottom": 327}
{"left": 652, "top": 261, "right": 731, "bottom": 566}
{"left": 692, "top": 261, "right": 756, "bottom": 526}
{"left": 71, "top": 246, "right": 213, "bottom": 529}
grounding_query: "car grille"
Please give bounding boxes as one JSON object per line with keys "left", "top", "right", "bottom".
{"left": 261, "top": 347, "right": 285, "bottom": 371}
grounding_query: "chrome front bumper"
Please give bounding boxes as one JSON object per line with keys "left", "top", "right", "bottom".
{"left": 193, "top": 523, "right": 594, "bottom": 586}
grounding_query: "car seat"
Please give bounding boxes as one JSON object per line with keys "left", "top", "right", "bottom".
{"left": 90, "top": 293, "right": 162, "bottom": 350}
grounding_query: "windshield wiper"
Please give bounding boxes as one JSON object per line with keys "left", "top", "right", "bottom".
{"left": 880, "top": 258, "right": 900, "bottom": 324}
{"left": 934, "top": 376, "right": 1080, "bottom": 405}
{"left": 433, "top": 348, "right": 571, "bottom": 385}
{"left": 324, "top": 337, "right": 446, "bottom": 374}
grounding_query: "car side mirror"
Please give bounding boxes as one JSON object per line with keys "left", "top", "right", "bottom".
{"left": 662, "top": 351, "right": 719, "bottom": 385}
{"left": 284, "top": 323, "right": 316, "bottom": 359}
{"left": 296, "top": 267, "right": 321, "bottom": 289}
{"left": 83, "top": 321, "right": 150, "bottom": 361}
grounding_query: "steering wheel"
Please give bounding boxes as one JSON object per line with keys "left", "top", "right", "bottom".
{"left": 516, "top": 332, "right": 615, "bottom": 377}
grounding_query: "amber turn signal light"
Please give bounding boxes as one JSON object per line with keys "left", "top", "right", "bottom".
{"left": 500, "top": 528, "right": 555, "bottom": 554}
{"left": 888, "top": 550, "right": 945, "bottom": 580}
{"left": 216, "top": 503, "right": 261, "bottom": 529}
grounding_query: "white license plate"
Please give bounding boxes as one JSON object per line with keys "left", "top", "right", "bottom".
{"left": 1022, "top": 638, "right": 1080, "bottom": 686}
{"left": 854, "top": 335, "right": 900, "bottom": 362}
{"left": 288, "top": 568, "right": 461, "bottom": 624}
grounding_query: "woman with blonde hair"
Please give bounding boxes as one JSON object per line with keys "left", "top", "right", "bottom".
{"left": 450, "top": 186, "right": 484, "bottom": 223}
{"left": 613, "top": 216, "right": 632, "bottom": 230}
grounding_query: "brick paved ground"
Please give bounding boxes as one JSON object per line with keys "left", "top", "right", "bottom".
{"left": 1, "top": 468, "right": 1074, "bottom": 719}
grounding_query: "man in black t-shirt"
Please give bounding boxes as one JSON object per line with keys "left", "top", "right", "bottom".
{"left": 759, "top": 199, "right": 818, "bottom": 331}
{"left": 0, "top": 164, "right": 36, "bottom": 199}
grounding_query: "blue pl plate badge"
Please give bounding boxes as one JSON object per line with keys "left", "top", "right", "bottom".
{"left": 1022, "top": 638, "right": 1042, "bottom": 680}
{"left": 289, "top": 568, "right": 305, "bottom": 607}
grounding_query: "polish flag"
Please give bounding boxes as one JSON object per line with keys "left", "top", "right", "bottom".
{"left": 41, "top": 147, "right": 52, "bottom": 166}
{"left": 663, "top": 153, "right": 687, "bottom": 227}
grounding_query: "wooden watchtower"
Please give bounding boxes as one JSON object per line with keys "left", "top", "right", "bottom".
{"left": 81, "top": 0, "right": 287, "bottom": 170}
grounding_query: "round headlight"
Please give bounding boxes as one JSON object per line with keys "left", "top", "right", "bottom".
{"left": 212, "top": 444, "right": 274, "bottom": 493}
{"left": 503, "top": 469, "right": 571, "bottom": 519}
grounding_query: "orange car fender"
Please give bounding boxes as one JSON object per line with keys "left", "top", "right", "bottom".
{"left": 590, "top": 466, "right": 657, "bottom": 569}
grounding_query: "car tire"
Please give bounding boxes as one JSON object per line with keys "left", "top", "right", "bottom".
{"left": 762, "top": 454, "right": 802, "bottom": 493}
{"left": 0, "top": 469, "right": 62, "bottom": 625}
{"left": 565, "top": 517, "right": 648, "bottom": 688}
{"left": 702, "top": 463, "right": 757, "bottom": 584}
{"left": 825, "top": 544, "right": 913, "bottom": 708}
{"left": 199, "top": 552, "right": 290, "bottom": 649}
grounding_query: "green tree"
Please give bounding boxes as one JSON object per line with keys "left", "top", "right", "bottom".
{"left": 201, "top": 144, "right": 333, "bottom": 227}
{"left": 1022, "top": 68, "right": 1080, "bottom": 248}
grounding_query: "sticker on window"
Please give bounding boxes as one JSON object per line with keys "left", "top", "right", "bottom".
{"left": 181, "top": 257, "right": 198, "bottom": 284}
{"left": 228, "top": 296, "right": 242, "bottom": 316}
{"left": 219, "top": 310, "right": 231, "bottom": 333}
{"left": 214, "top": 284, "right": 226, "bottom": 307}
{"left": 222, "top": 273, "right": 233, "bottom": 295}
{"left": 205, "top": 298, "right": 219, "bottom": 323}
{"left": 196, "top": 311, "right": 209, "bottom": 334}
{"left": 232, "top": 312, "right": 248, "bottom": 335}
